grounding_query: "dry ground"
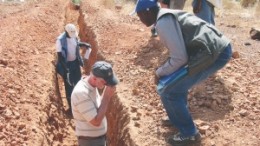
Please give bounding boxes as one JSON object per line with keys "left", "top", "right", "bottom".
{"left": 0, "top": 0, "right": 259, "bottom": 146}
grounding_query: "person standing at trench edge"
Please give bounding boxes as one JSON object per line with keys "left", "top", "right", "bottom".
{"left": 159, "top": 0, "right": 186, "bottom": 9}
{"left": 131, "top": 0, "right": 232, "bottom": 146}
{"left": 71, "top": 61, "right": 118, "bottom": 146}
{"left": 55, "top": 23, "right": 91, "bottom": 113}
{"left": 192, "top": 0, "right": 222, "bottom": 25}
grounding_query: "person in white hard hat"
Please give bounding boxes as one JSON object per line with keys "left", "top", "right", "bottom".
{"left": 55, "top": 23, "right": 91, "bottom": 114}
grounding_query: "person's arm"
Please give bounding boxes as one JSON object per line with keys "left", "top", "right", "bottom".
{"left": 89, "top": 86, "right": 116, "bottom": 127}
{"left": 78, "top": 42, "right": 92, "bottom": 59}
{"left": 155, "top": 14, "right": 188, "bottom": 77}
{"left": 57, "top": 52, "right": 68, "bottom": 71}
{"left": 78, "top": 42, "right": 91, "bottom": 48}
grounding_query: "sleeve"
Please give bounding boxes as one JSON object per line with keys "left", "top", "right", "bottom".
{"left": 84, "top": 48, "right": 92, "bottom": 59}
{"left": 155, "top": 14, "right": 188, "bottom": 77}
{"left": 55, "top": 39, "right": 62, "bottom": 52}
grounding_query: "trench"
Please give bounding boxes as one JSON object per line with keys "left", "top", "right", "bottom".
{"left": 47, "top": 1, "right": 134, "bottom": 146}
{"left": 1, "top": 0, "right": 259, "bottom": 145}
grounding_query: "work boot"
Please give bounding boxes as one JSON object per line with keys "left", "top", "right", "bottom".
{"left": 167, "top": 132, "right": 201, "bottom": 146}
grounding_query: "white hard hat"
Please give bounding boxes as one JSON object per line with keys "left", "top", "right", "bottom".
{"left": 65, "top": 23, "right": 78, "bottom": 38}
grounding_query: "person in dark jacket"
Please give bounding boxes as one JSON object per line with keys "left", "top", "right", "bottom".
{"left": 131, "top": 0, "right": 232, "bottom": 145}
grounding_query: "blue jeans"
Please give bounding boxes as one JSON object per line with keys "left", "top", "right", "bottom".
{"left": 158, "top": 44, "right": 232, "bottom": 137}
{"left": 192, "top": 0, "right": 215, "bottom": 25}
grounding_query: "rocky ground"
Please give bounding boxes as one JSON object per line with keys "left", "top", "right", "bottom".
{"left": 0, "top": 0, "right": 259, "bottom": 146}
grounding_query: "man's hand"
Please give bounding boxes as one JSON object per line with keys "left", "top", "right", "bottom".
{"left": 103, "top": 86, "right": 116, "bottom": 99}
{"left": 193, "top": 0, "right": 202, "bottom": 14}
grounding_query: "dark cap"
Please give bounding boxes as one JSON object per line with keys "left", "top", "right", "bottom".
{"left": 92, "top": 61, "right": 119, "bottom": 86}
{"left": 130, "top": 0, "right": 158, "bottom": 15}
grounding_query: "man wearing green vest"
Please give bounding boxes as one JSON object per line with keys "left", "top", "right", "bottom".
{"left": 131, "top": 0, "right": 232, "bottom": 146}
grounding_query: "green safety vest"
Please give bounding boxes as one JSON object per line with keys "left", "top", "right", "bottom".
{"left": 157, "top": 9, "right": 230, "bottom": 75}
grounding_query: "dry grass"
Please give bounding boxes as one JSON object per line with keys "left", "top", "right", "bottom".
{"left": 240, "top": 0, "right": 258, "bottom": 7}
{"left": 255, "top": 1, "right": 260, "bottom": 17}
{"left": 121, "top": 0, "right": 136, "bottom": 14}
{"left": 101, "top": 0, "right": 260, "bottom": 19}
{"left": 102, "top": 0, "right": 133, "bottom": 9}
{"left": 102, "top": 0, "right": 115, "bottom": 9}
{"left": 101, "top": 0, "right": 137, "bottom": 15}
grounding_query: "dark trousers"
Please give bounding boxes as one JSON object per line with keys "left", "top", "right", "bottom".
{"left": 78, "top": 135, "right": 106, "bottom": 146}
{"left": 63, "top": 59, "right": 81, "bottom": 108}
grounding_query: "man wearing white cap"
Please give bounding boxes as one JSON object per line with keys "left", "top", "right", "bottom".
{"left": 55, "top": 23, "right": 91, "bottom": 113}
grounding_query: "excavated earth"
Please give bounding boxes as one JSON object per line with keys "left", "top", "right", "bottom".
{"left": 0, "top": 0, "right": 259, "bottom": 146}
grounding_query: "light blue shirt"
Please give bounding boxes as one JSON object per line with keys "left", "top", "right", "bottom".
{"left": 155, "top": 14, "right": 188, "bottom": 77}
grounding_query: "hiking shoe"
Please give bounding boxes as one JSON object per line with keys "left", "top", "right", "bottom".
{"left": 167, "top": 132, "right": 201, "bottom": 146}
{"left": 151, "top": 27, "right": 158, "bottom": 37}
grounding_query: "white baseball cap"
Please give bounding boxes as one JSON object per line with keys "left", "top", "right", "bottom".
{"left": 65, "top": 23, "right": 78, "bottom": 38}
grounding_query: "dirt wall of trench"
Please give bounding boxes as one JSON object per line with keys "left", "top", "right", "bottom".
{"left": 76, "top": 2, "right": 136, "bottom": 145}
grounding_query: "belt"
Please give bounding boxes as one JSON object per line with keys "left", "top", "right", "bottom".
{"left": 78, "top": 134, "right": 106, "bottom": 140}
{"left": 67, "top": 59, "right": 78, "bottom": 64}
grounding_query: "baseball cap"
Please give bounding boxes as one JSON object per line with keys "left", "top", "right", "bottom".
{"left": 130, "top": 0, "right": 158, "bottom": 15}
{"left": 92, "top": 61, "right": 119, "bottom": 86}
{"left": 65, "top": 23, "right": 78, "bottom": 38}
